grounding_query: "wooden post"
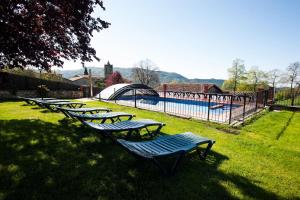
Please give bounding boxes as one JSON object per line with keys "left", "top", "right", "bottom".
{"left": 89, "top": 69, "right": 93, "bottom": 97}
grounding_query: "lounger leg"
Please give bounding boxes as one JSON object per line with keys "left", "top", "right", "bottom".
{"left": 154, "top": 125, "right": 163, "bottom": 136}
{"left": 152, "top": 152, "right": 185, "bottom": 175}
{"left": 126, "top": 130, "right": 133, "bottom": 139}
{"left": 197, "top": 141, "right": 214, "bottom": 160}
{"left": 61, "top": 110, "right": 70, "bottom": 118}
{"left": 116, "top": 117, "right": 121, "bottom": 122}
{"left": 170, "top": 153, "right": 185, "bottom": 174}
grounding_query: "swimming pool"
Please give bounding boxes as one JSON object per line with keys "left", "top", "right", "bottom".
{"left": 116, "top": 95, "right": 242, "bottom": 123}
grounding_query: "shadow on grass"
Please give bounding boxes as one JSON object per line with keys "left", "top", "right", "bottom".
{"left": 0, "top": 119, "right": 282, "bottom": 200}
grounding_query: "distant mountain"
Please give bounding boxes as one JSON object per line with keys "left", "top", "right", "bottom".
{"left": 58, "top": 67, "right": 224, "bottom": 87}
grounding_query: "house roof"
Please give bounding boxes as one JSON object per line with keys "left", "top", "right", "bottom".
{"left": 156, "top": 83, "right": 223, "bottom": 93}
{"left": 69, "top": 75, "right": 102, "bottom": 82}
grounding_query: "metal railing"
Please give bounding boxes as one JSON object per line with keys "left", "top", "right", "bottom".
{"left": 102, "top": 89, "right": 270, "bottom": 124}
{"left": 274, "top": 88, "right": 300, "bottom": 107}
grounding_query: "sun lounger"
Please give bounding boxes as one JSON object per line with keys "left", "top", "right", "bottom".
{"left": 68, "top": 112, "right": 135, "bottom": 123}
{"left": 57, "top": 107, "right": 112, "bottom": 118}
{"left": 117, "top": 132, "right": 215, "bottom": 174}
{"left": 34, "top": 99, "right": 70, "bottom": 106}
{"left": 43, "top": 102, "right": 86, "bottom": 111}
{"left": 83, "top": 119, "right": 165, "bottom": 138}
{"left": 18, "top": 97, "right": 56, "bottom": 105}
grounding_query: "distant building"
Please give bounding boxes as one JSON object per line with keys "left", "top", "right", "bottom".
{"left": 157, "top": 83, "right": 223, "bottom": 93}
{"left": 104, "top": 61, "right": 113, "bottom": 79}
{"left": 69, "top": 75, "right": 103, "bottom": 87}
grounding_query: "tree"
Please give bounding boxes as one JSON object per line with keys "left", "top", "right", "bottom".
{"left": 0, "top": 1, "right": 110, "bottom": 71}
{"left": 245, "top": 67, "right": 267, "bottom": 92}
{"left": 267, "top": 69, "right": 281, "bottom": 101}
{"left": 286, "top": 62, "right": 300, "bottom": 105}
{"left": 267, "top": 69, "right": 281, "bottom": 89}
{"left": 105, "top": 71, "right": 124, "bottom": 87}
{"left": 227, "top": 59, "right": 246, "bottom": 93}
{"left": 84, "top": 67, "right": 89, "bottom": 75}
{"left": 132, "top": 59, "right": 160, "bottom": 88}
{"left": 286, "top": 62, "right": 300, "bottom": 90}
{"left": 222, "top": 79, "right": 235, "bottom": 91}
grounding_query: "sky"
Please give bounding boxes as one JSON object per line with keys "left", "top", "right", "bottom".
{"left": 62, "top": 0, "right": 300, "bottom": 79}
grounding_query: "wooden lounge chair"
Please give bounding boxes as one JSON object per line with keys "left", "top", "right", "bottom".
{"left": 83, "top": 119, "right": 165, "bottom": 138}
{"left": 69, "top": 112, "right": 135, "bottom": 123}
{"left": 57, "top": 107, "right": 112, "bottom": 118}
{"left": 117, "top": 132, "right": 215, "bottom": 175}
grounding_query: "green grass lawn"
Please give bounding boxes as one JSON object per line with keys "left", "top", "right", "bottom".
{"left": 0, "top": 100, "right": 299, "bottom": 200}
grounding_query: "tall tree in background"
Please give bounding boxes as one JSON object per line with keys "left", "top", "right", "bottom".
{"left": 132, "top": 59, "right": 160, "bottom": 88}
{"left": 286, "top": 62, "right": 300, "bottom": 105}
{"left": 227, "top": 58, "right": 246, "bottom": 93}
{"left": 267, "top": 69, "right": 281, "bottom": 89}
{"left": 246, "top": 67, "right": 267, "bottom": 92}
{"left": 105, "top": 71, "right": 124, "bottom": 87}
{"left": 286, "top": 62, "right": 300, "bottom": 90}
{"left": 267, "top": 69, "right": 281, "bottom": 100}
{"left": 0, "top": 0, "right": 110, "bottom": 71}
{"left": 84, "top": 67, "right": 89, "bottom": 75}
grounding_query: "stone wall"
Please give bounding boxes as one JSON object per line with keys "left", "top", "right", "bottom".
{"left": 0, "top": 90, "right": 83, "bottom": 100}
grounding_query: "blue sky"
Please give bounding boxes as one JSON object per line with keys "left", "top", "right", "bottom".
{"left": 63, "top": 0, "right": 300, "bottom": 79}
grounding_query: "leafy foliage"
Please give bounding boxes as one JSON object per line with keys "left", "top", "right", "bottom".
{"left": 0, "top": 0, "right": 110, "bottom": 70}
{"left": 84, "top": 67, "right": 89, "bottom": 75}
{"left": 227, "top": 59, "right": 246, "bottom": 92}
{"left": 37, "top": 84, "right": 50, "bottom": 97}
{"left": 105, "top": 71, "right": 125, "bottom": 87}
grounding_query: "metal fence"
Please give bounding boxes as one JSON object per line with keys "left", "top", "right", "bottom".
{"left": 274, "top": 88, "right": 300, "bottom": 107}
{"left": 104, "top": 89, "right": 271, "bottom": 124}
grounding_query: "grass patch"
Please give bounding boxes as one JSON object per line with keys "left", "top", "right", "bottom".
{"left": 0, "top": 100, "right": 299, "bottom": 199}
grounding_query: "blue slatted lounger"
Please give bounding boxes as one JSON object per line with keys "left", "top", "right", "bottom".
{"left": 35, "top": 99, "right": 71, "bottom": 107}
{"left": 18, "top": 97, "right": 56, "bottom": 105}
{"left": 83, "top": 119, "right": 165, "bottom": 138}
{"left": 43, "top": 102, "right": 86, "bottom": 111}
{"left": 69, "top": 112, "right": 135, "bottom": 123}
{"left": 117, "top": 132, "right": 215, "bottom": 174}
{"left": 57, "top": 107, "right": 112, "bottom": 118}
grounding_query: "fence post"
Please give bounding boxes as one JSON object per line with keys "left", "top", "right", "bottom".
{"left": 163, "top": 90, "right": 166, "bottom": 113}
{"left": 134, "top": 89, "right": 137, "bottom": 108}
{"left": 228, "top": 95, "right": 233, "bottom": 125}
{"left": 255, "top": 91, "right": 258, "bottom": 111}
{"left": 207, "top": 94, "right": 211, "bottom": 121}
{"left": 242, "top": 94, "right": 246, "bottom": 122}
{"left": 264, "top": 90, "right": 269, "bottom": 106}
{"left": 291, "top": 88, "right": 295, "bottom": 106}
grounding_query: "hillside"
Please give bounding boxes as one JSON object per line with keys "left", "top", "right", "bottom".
{"left": 58, "top": 67, "right": 224, "bottom": 87}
